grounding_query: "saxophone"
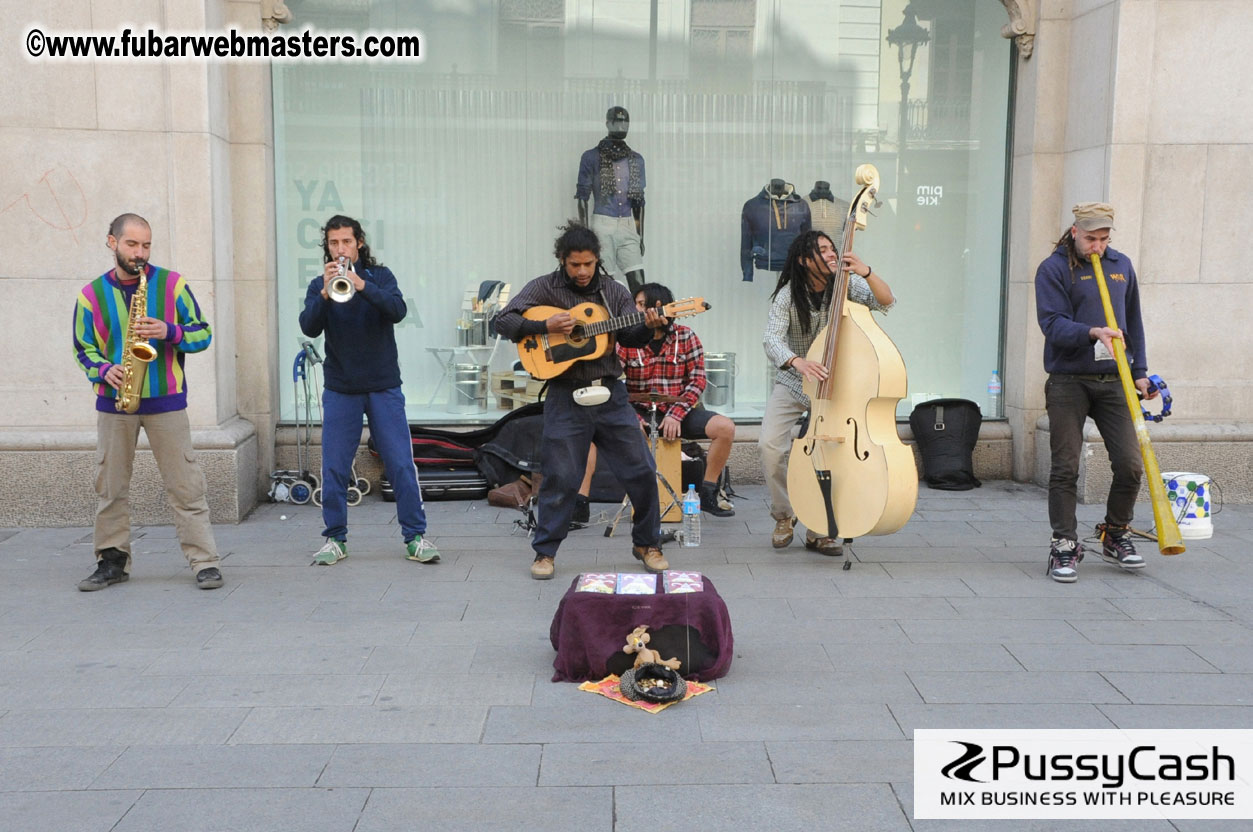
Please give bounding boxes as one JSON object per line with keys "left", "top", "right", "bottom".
{"left": 115, "top": 273, "right": 158, "bottom": 413}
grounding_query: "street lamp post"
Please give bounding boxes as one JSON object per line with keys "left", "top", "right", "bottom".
{"left": 886, "top": 4, "right": 930, "bottom": 151}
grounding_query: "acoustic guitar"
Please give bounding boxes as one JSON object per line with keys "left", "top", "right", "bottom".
{"left": 516, "top": 297, "right": 709, "bottom": 379}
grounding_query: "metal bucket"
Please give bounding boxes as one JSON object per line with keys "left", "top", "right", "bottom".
{"left": 451, "top": 364, "right": 487, "bottom": 411}
{"left": 704, "top": 352, "right": 736, "bottom": 409}
{"left": 456, "top": 312, "right": 489, "bottom": 347}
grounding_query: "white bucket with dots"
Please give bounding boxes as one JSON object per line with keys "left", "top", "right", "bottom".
{"left": 1161, "top": 472, "right": 1213, "bottom": 540}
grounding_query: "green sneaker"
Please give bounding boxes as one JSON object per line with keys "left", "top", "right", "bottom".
{"left": 312, "top": 538, "right": 347, "bottom": 565}
{"left": 404, "top": 535, "right": 440, "bottom": 563}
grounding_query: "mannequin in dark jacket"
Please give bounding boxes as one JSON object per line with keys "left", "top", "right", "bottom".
{"left": 740, "top": 179, "right": 811, "bottom": 281}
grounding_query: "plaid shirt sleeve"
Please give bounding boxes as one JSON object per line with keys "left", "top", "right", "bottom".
{"left": 847, "top": 274, "right": 895, "bottom": 313}
{"left": 668, "top": 327, "right": 706, "bottom": 423}
{"left": 763, "top": 284, "right": 795, "bottom": 369}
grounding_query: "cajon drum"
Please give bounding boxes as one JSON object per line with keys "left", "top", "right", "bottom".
{"left": 655, "top": 436, "right": 682, "bottom": 522}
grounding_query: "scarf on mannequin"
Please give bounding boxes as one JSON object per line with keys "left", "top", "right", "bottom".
{"left": 597, "top": 138, "right": 644, "bottom": 203}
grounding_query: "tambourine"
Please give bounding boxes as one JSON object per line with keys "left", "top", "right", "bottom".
{"left": 1139, "top": 373, "right": 1172, "bottom": 422}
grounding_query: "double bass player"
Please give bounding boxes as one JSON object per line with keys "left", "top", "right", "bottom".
{"left": 760, "top": 229, "right": 896, "bottom": 555}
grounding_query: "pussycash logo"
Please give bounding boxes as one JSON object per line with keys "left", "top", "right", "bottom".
{"left": 940, "top": 741, "right": 1235, "bottom": 789}
{"left": 941, "top": 742, "right": 987, "bottom": 783}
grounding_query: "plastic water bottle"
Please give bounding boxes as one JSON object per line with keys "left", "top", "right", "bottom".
{"left": 987, "top": 370, "right": 1002, "bottom": 418}
{"left": 682, "top": 484, "right": 701, "bottom": 547}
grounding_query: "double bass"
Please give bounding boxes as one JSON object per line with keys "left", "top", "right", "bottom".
{"left": 786, "top": 165, "right": 918, "bottom": 542}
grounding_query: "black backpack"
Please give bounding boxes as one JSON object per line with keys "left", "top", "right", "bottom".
{"left": 908, "top": 398, "right": 982, "bottom": 491}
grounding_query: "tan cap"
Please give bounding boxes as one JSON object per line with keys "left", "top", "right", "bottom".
{"left": 1072, "top": 201, "right": 1115, "bottom": 231}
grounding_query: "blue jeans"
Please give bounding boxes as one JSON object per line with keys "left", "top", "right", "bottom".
{"left": 532, "top": 378, "right": 660, "bottom": 558}
{"left": 321, "top": 386, "right": 426, "bottom": 542}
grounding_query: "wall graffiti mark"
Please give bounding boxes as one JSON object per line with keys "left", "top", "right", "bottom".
{"left": 1, "top": 166, "right": 89, "bottom": 244}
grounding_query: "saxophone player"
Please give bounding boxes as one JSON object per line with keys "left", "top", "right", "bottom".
{"left": 71, "top": 214, "right": 223, "bottom": 591}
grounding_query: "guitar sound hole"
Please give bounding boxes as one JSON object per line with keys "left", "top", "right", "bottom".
{"left": 568, "top": 325, "right": 586, "bottom": 346}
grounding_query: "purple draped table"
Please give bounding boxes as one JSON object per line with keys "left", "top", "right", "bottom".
{"left": 548, "top": 575, "right": 733, "bottom": 683}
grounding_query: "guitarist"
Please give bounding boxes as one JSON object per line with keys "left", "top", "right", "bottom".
{"left": 495, "top": 223, "right": 671, "bottom": 580}
{"left": 760, "top": 230, "right": 895, "bottom": 556}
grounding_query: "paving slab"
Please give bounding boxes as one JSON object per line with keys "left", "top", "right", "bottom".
{"left": 170, "top": 673, "right": 385, "bottom": 708}
{"left": 112, "top": 787, "right": 369, "bottom": 832}
{"left": 90, "top": 744, "right": 334, "bottom": 789}
{"left": 0, "top": 790, "right": 141, "bottom": 832}
{"left": 0, "top": 747, "right": 124, "bottom": 791}
{"left": 483, "top": 704, "right": 702, "bottom": 744}
{"left": 906, "top": 670, "right": 1129, "bottom": 704}
{"left": 1100, "top": 671, "right": 1253, "bottom": 706}
{"left": 319, "top": 743, "right": 541, "bottom": 788}
{"left": 229, "top": 704, "right": 488, "bottom": 744}
{"left": 142, "top": 645, "right": 373, "bottom": 676}
{"left": 538, "top": 740, "right": 772, "bottom": 786}
{"left": 1005, "top": 643, "right": 1220, "bottom": 673}
{"left": 615, "top": 783, "right": 910, "bottom": 832}
{"left": 354, "top": 786, "right": 612, "bottom": 832}
{"left": 0, "top": 672, "right": 189, "bottom": 709}
{"left": 767, "top": 739, "right": 913, "bottom": 784}
{"left": 0, "top": 708, "right": 246, "bottom": 747}
{"left": 696, "top": 703, "right": 904, "bottom": 742}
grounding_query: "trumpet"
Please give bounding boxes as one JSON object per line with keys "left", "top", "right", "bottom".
{"left": 329, "top": 256, "right": 356, "bottom": 303}
{"left": 1089, "top": 253, "right": 1184, "bottom": 555}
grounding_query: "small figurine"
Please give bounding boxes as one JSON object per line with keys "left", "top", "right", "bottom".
{"left": 622, "top": 625, "right": 681, "bottom": 671}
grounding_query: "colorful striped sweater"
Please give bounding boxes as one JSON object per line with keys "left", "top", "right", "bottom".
{"left": 72, "top": 265, "right": 212, "bottom": 414}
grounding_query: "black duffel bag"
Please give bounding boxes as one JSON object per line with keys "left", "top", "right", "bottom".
{"left": 909, "top": 398, "right": 982, "bottom": 491}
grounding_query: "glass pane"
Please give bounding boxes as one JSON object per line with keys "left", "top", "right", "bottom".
{"left": 273, "top": 0, "right": 1011, "bottom": 423}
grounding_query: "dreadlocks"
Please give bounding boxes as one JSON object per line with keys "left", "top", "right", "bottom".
{"left": 1052, "top": 228, "right": 1083, "bottom": 270}
{"left": 771, "top": 230, "right": 836, "bottom": 335}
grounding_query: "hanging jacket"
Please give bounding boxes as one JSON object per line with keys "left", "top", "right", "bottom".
{"left": 740, "top": 184, "right": 811, "bottom": 281}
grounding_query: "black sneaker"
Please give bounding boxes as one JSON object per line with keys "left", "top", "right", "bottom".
{"left": 700, "top": 482, "right": 734, "bottom": 517}
{"left": 569, "top": 494, "right": 590, "bottom": 529}
{"left": 196, "top": 567, "right": 224, "bottom": 589}
{"left": 77, "top": 548, "right": 129, "bottom": 592}
{"left": 1047, "top": 536, "right": 1083, "bottom": 583}
{"left": 1097, "top": 524, "right": 1146, "bottom": 570}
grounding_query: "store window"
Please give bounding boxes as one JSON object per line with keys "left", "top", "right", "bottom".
{"left": 273, "top": 0, "right": 1011, "bottom": 423}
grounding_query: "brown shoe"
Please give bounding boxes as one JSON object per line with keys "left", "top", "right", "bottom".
{"left": 804, "top": 532, "right": 843, "bottom": 557}
{"left": 631, "top": 545, "right": 668, "bottom": 574}
{"left": 772, "top": 516, "right": 796, "bottom": 548}
{"left": 530, "top": 555, "right": 555, "bottom": 580}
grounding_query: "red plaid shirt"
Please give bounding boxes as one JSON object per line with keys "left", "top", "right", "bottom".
{"left": 616, "top": 324, "right": 706, "bottom": 423}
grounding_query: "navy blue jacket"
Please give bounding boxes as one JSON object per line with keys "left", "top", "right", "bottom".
{"left": 740, "top": 186, "right": 811, "bottom": 281}
{"left": 1035, "top": 244, "right": 1147, "bottom": 379}
{"left": 299, "top": 262, "right": 407, "bottom": 394}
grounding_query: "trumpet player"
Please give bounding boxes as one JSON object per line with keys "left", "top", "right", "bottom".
{"left": 71, "top": 213, "right": 223, "bottom": 591}
{"left": 299, "top": 215, "right": 439, "bottom": 566}
{"left": 1036, "top": 202, "right": 1158, "bottom": 583}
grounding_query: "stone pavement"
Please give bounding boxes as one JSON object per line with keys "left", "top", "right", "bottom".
{"left": 0, "top": 481, "right": 1249, "bottom": 831}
